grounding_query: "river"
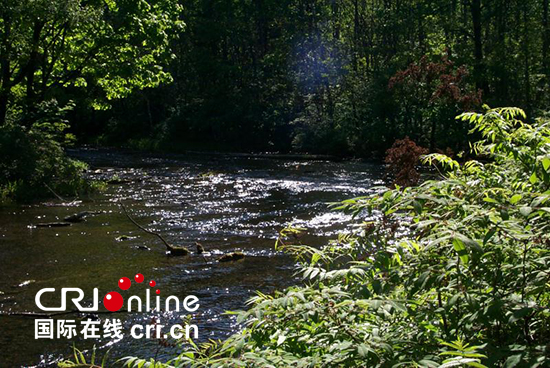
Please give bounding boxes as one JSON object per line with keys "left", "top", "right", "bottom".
{"left": 0, "top": 148, "right": 383, "bottom": 367}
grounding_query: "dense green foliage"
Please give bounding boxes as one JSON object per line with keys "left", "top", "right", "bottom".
{"left": 84, "top": 0, "right": 550, "bottom": 155}
{"left": 0, "top": 102, "right": 91, "bottom": 201}
{"left": 123, "top": 108, "right": 550, "bottom": 367}
{"left": 0, "top": 0, "right": 182, "bottom": 122}
{"left": 0, "top": 0, "right": 182, "bottom": 200}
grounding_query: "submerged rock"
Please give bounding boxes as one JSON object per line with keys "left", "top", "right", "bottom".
{"left": 199, "top": 171, "right": 219, "bottom": 178}
{"left": 135, "top": 245, "right": 151, "bottom": 251}
{"left": 218, "top": 251, "right": 245, "bottom": 263}
{"left": 167, "top": 246, "right": 191, "bottom": 256}
{"left": 64, "top": 211, "right": 90, "bottom": 223}
{"left": 116, "top": 235, "right": 137, "bottom": 241}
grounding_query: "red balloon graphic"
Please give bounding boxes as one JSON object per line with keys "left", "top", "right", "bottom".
{"left": 118, "top": 277, "right": 131, "bottom": 290}
{"left": 103, "top": 292, "right": 124, "bottom": 312}
{"left": 156, "top": 289, "right": 160, "bottom": 295}
{"left": 135, "top": 273, "right": 144, "bottom": 283}
{"left": 149, "top": 280, "right": 156, "bottom": 287}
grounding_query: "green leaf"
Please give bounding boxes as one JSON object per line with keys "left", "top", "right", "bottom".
{"left": 447, "top": 293, "right": 461, "bottom": 308}
{"left": 357, "top": 344, "right": 373, "bottom": 358}
{"left": 413, "top": 200, "right": 423, "bottom": 214}
{"left": 452, "top": 238, "right": 469, "bottom": 264}
{"left": 508, "top": 307, "right": 532, "bottom": 323}
{"left": 510, "top": 194, "right": 522, "bottom": 204}
{"left": 483, "top": 197, "right": 498, "bottom": 203}
{"left": 504, "top": 354, "right": 523, "bottom": 368}
{"left": 456, "top": 233, "right": 482, "bottom": 252}
{"left": 483, "top": 229, "right": 496, "bottom": 245}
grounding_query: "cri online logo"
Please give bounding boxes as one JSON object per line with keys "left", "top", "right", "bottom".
{"left": 103, "top": 273, "right": 157, "bottom": 312}
{"left": 35, "top": 273, "right": 199, "bottom": 313}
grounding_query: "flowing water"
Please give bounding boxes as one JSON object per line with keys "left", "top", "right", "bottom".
{"left": 0, "top": 148, "right": 383, "bottom": 367}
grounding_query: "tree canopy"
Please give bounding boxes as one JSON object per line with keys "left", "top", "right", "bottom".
{"left": 0, "top": 0, "right": 183, "bottom": 124}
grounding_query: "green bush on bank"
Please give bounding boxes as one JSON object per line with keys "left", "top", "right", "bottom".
{"left": 0, "top": 101, "right": 97, "bottom": 202}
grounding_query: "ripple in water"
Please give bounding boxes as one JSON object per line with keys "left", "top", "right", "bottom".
{"left": 0, "top": 148, "right": 384, "bottom": 367}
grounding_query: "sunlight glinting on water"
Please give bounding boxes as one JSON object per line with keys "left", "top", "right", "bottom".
{"left": 0, "top": 149, "right": 384, "bottom": 366}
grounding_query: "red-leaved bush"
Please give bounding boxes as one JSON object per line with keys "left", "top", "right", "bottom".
{"left": 385, "top": 137, "right": 428, "bottom": 187}
{"left": 388, "top": 55, "right": 482, "bottom": 110}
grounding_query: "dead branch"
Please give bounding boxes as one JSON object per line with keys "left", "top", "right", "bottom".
{"left": 120, "top": 203, "right": 189, "bottom": 256}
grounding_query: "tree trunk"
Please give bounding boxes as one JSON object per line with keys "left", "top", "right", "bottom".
{"left": 26, "top": 21, "right": 44, "bottom": 101}
{"left": 144, "top": 93, "right": 154, "bottom": 129}
{"left": 0, "top": 92, "right": 8, "bottom": 126}
{"left": 543, "top": 0, "right": 549, "bottom": 74}
{"left": 523, "top": 2, "right": 532, "bottom": 113}
{"left": 471, "top": 0, "right": 485, "bottom": 92}
{"left": 0, "top": 16, "right": 12, "bottom": 125}
{"left": 353, "top": 0, "right": 359, "bottom": 70}
{"left": 430, "top": 114, "right": 437, "bottom": 151}
{"left": 332, "top": 0, "right": 340, "bottom": 40}
{"left": 255, "top": 0, "right": 268, "bottom": 56}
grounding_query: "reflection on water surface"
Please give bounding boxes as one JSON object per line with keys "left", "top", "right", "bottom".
{"left": 0, "top": 148, "right": 383, "bottom": 367}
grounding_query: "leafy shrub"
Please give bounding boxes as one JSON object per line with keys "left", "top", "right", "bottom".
{"left": 125, "top": 107, "right": 550, "bottom": 367}
{"left": 0, "top": 101, "right": 93, "bottom": 201}
{"left": 58, "top": 345, "right": 109, "bottom": 368}
{"left": 385, "top": 137, "right": 429, "bottom": 187}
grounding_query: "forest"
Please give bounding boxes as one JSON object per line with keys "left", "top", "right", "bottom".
{"left": 76, "top": 0, "right": 550, "bottom": 155}
{"left": 2, "top": 1, "right": 550, "bottom": 160}
{"left": 1, "top": 0, "right": 550, "bottom": 367}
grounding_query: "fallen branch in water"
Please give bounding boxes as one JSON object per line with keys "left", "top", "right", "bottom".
{"left": 44, "top": 182, "right": 66, "bottom": 201}
{"left": 36, "top": 222, "right": 72, "bottom": 227}
{"left": 64, "top": 211, "right": 102, "bottom": 223}
{"left": 196, "top": 242, "right": 209, "bottom": 263}
{"left": 120, "top": 203, "right": 190, "bottom": 256}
